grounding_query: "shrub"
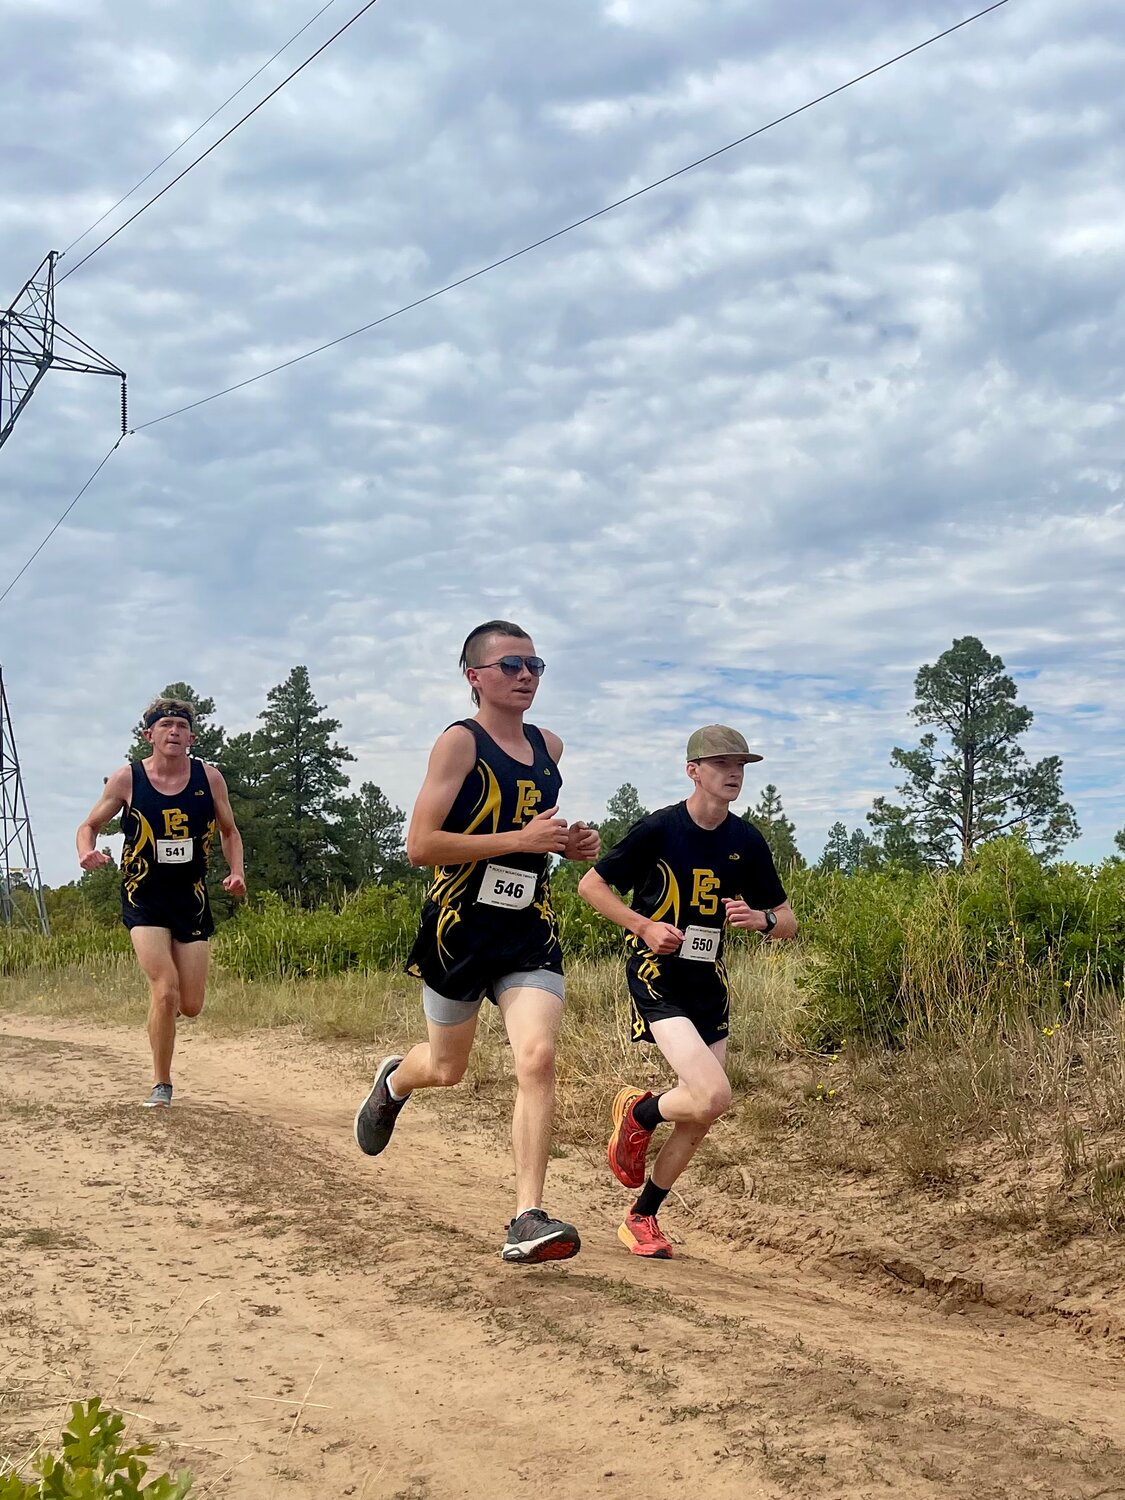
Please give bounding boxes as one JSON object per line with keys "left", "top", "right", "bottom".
{"left": 0, "top": 1398, "right": 192, "bottom": 1498}
{"left": 798, "top": 840, "right": 1125, "bottom": 1046}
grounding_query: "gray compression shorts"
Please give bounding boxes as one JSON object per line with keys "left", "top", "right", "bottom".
{"left": 422, "top": 968, "right": 565, "bottom": 1027}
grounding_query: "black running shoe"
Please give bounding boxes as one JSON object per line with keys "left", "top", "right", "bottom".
{"left": 354, "top": 1055, "right": 407, "bottom": 1156}
{"left": 500, "top": 1209, "right": 581, "bottom": 1264}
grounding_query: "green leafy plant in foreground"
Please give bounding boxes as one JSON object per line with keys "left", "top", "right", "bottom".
{"left": 0, "top": 1399, "right": 192, "bottom": 1499}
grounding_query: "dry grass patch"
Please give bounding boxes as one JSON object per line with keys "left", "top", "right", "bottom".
{"left": 4, "top": 949, "right": 1125, "bottom": 1259}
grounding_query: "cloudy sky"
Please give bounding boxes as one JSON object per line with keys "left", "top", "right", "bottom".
{"left": 2, "top": 0, "right": 1122, "bottom": 885}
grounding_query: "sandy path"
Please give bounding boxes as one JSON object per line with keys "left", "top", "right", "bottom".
{"left": 1, "top": 1014, "right": 1124, "bottom": 1499}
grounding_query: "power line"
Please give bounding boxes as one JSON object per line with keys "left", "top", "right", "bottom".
{"left": 58, "top": 0, "right": 381, "bottom": 283}
{"left": 133, "top": 0, "right": 1009, "bottom": 433}
{"left": 3, "top": 0, "right": 1010, "bottom": 608}
{"left": 0, "top": 439, "right": 122, "bottom": 608}
{"left": 62, "top": 0, "right": 341, "bottom": 259}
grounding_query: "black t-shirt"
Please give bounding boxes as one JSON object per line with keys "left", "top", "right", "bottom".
{"left": 595, "top": 802, "right": 786, "bottom": 970}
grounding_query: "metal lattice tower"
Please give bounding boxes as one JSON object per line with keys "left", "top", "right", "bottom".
{"left": 0, "top": 666, "right": 49, "bottom": 934}
{"left": 0, "top": 251, "right": 126, "bottom": 451}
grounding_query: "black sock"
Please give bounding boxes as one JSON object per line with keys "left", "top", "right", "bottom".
{"left": 632, "top": 1092, "right": 664, "bottom": 1132}
{"left": 632, "top": 1178, "right": 670, "bottom": 1218}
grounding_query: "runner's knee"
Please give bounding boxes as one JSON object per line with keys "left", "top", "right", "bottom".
{"left": 152, "top": 976, "right": 180, "bottom": 1012}
{"left": 689, "top": 1079, "right": 732, "bottom": 1123}
{"left": 431, "top": 1055, "right": 469, "bottom": 1087}
{"left": 179, "top": 994, "right": 204, "bottom": 1018}
{"left": 513, "top": 1039, "right": 555, "bottom": 1087}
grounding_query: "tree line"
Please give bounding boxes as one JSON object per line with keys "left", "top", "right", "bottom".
{"left": 44, "top": 635, "right": 1117, "bottom": 930}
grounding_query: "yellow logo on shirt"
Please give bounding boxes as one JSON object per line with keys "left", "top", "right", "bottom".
{"left": 162, "top": 808, "right": 190, "bottom": 839}
{"left": 691, "top": 869, "right": 720, "bottom": 916}
{"left": 514, "top": 780, "right": 542, "bottom": 824}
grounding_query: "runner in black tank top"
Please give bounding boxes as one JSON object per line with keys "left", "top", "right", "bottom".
{"left": 121, "top": 756, "right": 217, "bottom": 941}
{"left": 405, "top": 718, "right": 563, "bottom": 1006}
{"left": 354, "top": 621, "right": 600, "bottom": 1265}
{"left": 77, "top": 698, "right": 247, "bottom": 1108}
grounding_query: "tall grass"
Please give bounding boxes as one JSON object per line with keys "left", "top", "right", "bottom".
{"left": 5, "top": 839, "right": 1123, "bottom": 1051}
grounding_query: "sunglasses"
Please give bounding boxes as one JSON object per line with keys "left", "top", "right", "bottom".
{"left": 475, "top": 655, "right": 546, "bottom": 678}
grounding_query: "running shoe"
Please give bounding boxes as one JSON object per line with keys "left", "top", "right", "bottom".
{"left": 353, "top": 1055, "right": 407, "bottom": 1156}
{"left": 608, "top": 1087, "right": 654, "bottom": 1188}
{"left": 618, "top": 1210, "right": 673, "bottom": 1259}
{"left": 142, "top": 1083, "right": 173, "bottom": 1109}
{"left": 500, "top": 1209, "right": 581, "bottom": 1264}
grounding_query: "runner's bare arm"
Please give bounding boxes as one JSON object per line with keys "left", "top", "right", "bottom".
{"left": 406, "top": 727, "right": 570, "bottom": 866}
{"left": 204, "top": 765, "right": 247, "bottom": 898}
{"left": 723, "top": 897, "right": 797, "bottom": 938}
{"left": 577, "top": 868, "right": 684, "bottom": 954}
{"left": 76, "top": 766, "right": 131, "bottom": 870}
{"left": 539, "top": 729, "right": 599, "bottom": 861}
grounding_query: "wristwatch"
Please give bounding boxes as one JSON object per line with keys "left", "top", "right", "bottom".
{"left": 762, "top": 908, "right": 778, "bottom": 936}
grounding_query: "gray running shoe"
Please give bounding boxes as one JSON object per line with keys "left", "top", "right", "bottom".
{"left": 354, "top": 1055, "right": 407, "bottom": 1156}
{"left": 142, "top": 1083, "right": 173, "bottom": 1109}
{"left": 500, "top": 1209, "right": 581, "bottom": 1264}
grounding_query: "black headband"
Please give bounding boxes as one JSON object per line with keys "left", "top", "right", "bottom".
{"left": 144, "top": 707, "right": 193, "bottom": 729}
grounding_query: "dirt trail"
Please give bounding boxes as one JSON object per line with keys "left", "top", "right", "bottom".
{"left": 2, "top": 1014, "right": 1124, "bottom": 1499}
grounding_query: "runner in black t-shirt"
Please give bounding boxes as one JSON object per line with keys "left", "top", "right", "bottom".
{"left": 578, "top": 726, "right": 796, "bottom": 1259}
{"left": 76, "top": 697, "right": 246, "bottom": 1108}
{"left": 352, "top": 620, "right": 600, "bottom": 1265}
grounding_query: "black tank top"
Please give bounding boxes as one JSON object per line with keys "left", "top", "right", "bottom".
{"left": 120, "top": 758, "right": 217, "bottom": 911}
{"left": 429, "top": 720, "right": 561, "bottom": 909}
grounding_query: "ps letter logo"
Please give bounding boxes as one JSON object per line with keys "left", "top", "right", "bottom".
{"left": 514, "top": 780, "right": 542, "bottom": 824}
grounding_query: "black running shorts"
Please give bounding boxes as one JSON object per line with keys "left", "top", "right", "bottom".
{"left": 121, "top": 900, "right": 214, "bottom": 945}
{"left": 624, "top": 954, "right": 730, "bottom": 1046}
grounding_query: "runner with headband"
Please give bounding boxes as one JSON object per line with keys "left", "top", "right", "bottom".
{"left": 76, "top": 696, "right": 246, "bottom": 1107}
{"left": 353, "top": 620, "right": 600, "bottom": 1264}
{"left": 578, "top": 726, "right": 796, "bottom": 1259}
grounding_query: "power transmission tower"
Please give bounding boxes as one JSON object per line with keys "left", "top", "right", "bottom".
{"left": 0, "top": 666, "right": 49, "bottom": 934}
{"left": 0, "top": 251, "right": 126, "bottom": 451}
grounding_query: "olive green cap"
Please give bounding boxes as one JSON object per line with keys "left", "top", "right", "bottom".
{"left": 686, "top": 725, "right": 763, "bottom": 764}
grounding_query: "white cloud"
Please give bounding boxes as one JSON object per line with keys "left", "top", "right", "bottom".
{"left": 1, "top": 0, "right": 1122, "bottom": 885}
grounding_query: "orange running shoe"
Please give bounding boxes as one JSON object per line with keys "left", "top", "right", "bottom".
{"left": 618, "top": 1211, "right": 673, "bottom": 1259}
{"left": 608, "top": 1087, "right": 654, "bottom": 1188}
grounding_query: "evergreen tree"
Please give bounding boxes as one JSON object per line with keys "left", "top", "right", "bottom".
{"left": 871, "top": 636, "right": 1079, "bottom": 866}
{"left": 865, "top": 799, "right": 927, "bottom": 870}
{"left": 76, "top": 860, "right": 122, "bottom": 924}
{"left": 338, "top": 782, "right": 407, "bottom": 885}
{"left": 817, "top": 821, "right": 850, "bottom": 873}
{"left": 250, "top": 667, "right": 355, "bottom": 900}
{"left": 597, "top": 783, "right": 649, "bottom": 852}
{"left": 846, "top": 827, "right": 874, "bottom": 873}
{"left": 743, "top": 784, "right": 805, "bottom": 872}
{"left": 1115, "top": 827, "right": 1125, "bottom": 857}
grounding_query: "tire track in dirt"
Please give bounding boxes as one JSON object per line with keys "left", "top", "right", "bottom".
{"left": 1, "top": 1015, "right": 1124, "bottom": 1500}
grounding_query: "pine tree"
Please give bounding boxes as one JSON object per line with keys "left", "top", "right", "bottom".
{"left": 743, "top": 784, "right": 804, "bottom": 872}
{"left": 871, "top": 636, "right": 1079, "bottom": 866}
{"left": 337, "top": 782, "right": 407, "bottom": 885}
{"left": 597, "top": 783, "right": 649, "bottom": 852}
{"left": 817, "top": 821, "right": 850, "bottom": 873}
{"left": 846, "top": 827, "right": 873, "bottom": 873}
{"left": 251, "top": 667, "right": 355, "bottom": 900}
